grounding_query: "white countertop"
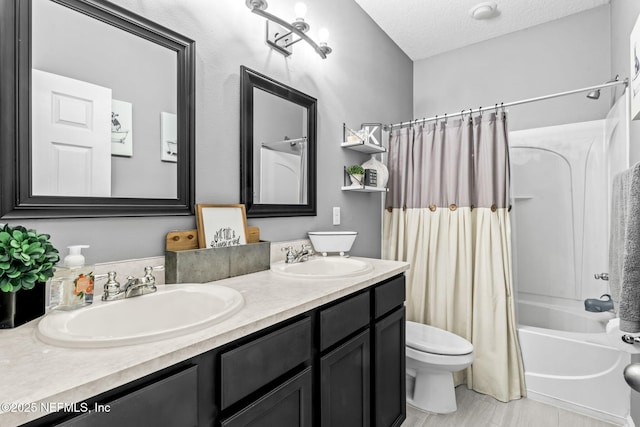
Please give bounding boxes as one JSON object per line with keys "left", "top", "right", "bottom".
{"left": 0, "top": 257, "right": 408, "bottom": 426}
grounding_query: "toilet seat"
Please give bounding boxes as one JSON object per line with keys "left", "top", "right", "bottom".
{"left": 406, "top": 321, "right": 473, "bottom": 355}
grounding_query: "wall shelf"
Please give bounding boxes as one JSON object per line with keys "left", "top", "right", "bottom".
{"left": 340, "top": 140, "right": 386, "bottom": 154}
{"left": 341, "top": 123, "right": 388, "bottom": 193}
{"left": 341, "top": 185, "right": 388, "bottom": 193}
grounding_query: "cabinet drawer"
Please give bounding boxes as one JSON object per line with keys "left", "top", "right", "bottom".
{"left": 374, "top": 275, "right": 405, "bottom": 318}
{"left": 221, "top": 317, "right": 312, "bottom": 409}
{"left": 221, "top": 367, "right": 313, "bottom": 427}
{"left": 56, "top": 366, "right": 198, "bottom": 427}
{"left": 320, "top": 291, "right": 369, "bottom": 351}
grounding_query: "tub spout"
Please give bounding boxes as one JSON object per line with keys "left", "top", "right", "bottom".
{"left": 584, "top": 294, "right": 614, "bottom": 313}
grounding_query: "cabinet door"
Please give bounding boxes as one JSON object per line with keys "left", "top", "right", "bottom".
{"left": 55, "top": 366, "right": 198, "bottom": 427}
{"left": 221, "top": 367, "right": 312, "bottom": 427}
{"left": 374, "top": 307, "right": 406, "bottom": 427}
{"left": 320, "top": 330, "right": 370, "bottom": 427}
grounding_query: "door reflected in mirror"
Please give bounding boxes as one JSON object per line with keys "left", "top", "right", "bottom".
{"left": 240, "top": 66, "right": 317, "bottom": 218}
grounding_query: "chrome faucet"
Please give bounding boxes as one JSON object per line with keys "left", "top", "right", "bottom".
{"left": 98, "top": 266, "right": 164, "bottom": 301}
{"left": 282, "top": 244, "right": 314, "bottom": 263}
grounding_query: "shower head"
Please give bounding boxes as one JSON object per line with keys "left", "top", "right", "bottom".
{"left": 586, "top": 75, "right": 620, "bottom": 100}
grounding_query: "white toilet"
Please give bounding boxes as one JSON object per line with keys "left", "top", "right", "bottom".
{"left": 405, "top": 321, "right": 474, "bottom": 414}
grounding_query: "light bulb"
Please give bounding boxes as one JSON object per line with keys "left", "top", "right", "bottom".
{"left": 318, "top": 28, "right": 330, "bottom": 44}
{"left": 294, "top": 2, "right": 307, "bottom": 20}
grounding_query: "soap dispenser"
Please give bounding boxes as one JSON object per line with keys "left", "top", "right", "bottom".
{"left": 49, "top": 245, "right": 94, "bottom": 310}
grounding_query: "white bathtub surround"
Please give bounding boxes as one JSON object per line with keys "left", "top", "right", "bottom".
{"left": 517, "top": 300, "right": 640, "bottom": 425}
{"left": 519, "top": 327, "right": 629, "bottom": 425}
{"left": 610, "top": 162, "right": 640, "bottom": 333}
{"left": 383, "top": 113, "right": 525, "bottom": 403}
{"left": 510, "top": 93, "right": 634, "bottom": 425}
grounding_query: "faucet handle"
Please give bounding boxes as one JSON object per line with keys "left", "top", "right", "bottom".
{"left": 142, "top": 265, "right": 164, "bottom": 288}
{"left": 281, "top": 246, "right": 296, "bottom": 263}
{"left": 97, "top": 271, "right": 121, "bottom": 301}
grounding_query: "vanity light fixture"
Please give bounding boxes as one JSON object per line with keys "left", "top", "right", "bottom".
{"left": 245, "top": 0, "right": 332, "bottom": 59}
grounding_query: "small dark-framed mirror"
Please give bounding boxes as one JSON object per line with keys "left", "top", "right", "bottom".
{"left": 0, "top": 0, "right": 195, "bottom": 218}
{"left": 240, "top": 66, "right": 317, "bottom": 218}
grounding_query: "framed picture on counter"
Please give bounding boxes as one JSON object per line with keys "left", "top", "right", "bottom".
{"left": 195, "top": 204, "right": 248, "bottom": 249}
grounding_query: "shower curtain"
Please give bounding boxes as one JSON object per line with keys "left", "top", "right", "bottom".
{"left": 382, "top": 113, "right": 525, "bottom": 402}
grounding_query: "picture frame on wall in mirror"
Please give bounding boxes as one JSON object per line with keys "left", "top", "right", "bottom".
{"left": 195, "top": 204, "right": 249, "bottom": 249}
{"left": 631, "top": 15, "right": 640, "bottom": 120}
{"left": 161, "top": 112, "right": 177, "bottom": 162}
{"left": 111, "top": 99, "right": 133, "bottom": 157}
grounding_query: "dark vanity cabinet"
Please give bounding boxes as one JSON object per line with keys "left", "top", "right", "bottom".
{"left": 373, "top": 278, "right": 407, "bottom": 427}
{"left": 219, "top": 318, "right": 314, "bottom": 427}
{"left": 24, "top": 274, "right": 405, "bottom": 427}
{"left": 319, "top": 292, "right": 372, "bottom": 426}
{"left": 54, "top": 366, "right": 200, "bottom": 427}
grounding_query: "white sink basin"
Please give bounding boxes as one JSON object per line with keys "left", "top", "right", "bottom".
{"left": 271, "top": 257, "right": 373, "bottom": 279}
{"left": 37, "top": 284, "right": 244, "bottom": 348}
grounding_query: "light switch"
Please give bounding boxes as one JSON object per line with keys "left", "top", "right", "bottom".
{"left": 332, "top": 207, "right": 340, "bottom": 225}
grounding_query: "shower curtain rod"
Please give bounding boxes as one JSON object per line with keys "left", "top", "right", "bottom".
{"left": 385, "top": 78, "right": 629, "bottom": 131}
{"left": 261, "top": 136, "right": 307, "bottom": 146}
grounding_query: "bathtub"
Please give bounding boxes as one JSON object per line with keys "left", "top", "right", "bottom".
{"left": 517, "top": 299, "right": 631, "bottom": 425}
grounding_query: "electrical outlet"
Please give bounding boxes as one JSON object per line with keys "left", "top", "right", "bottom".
{"left": 332, "top": 207, "right": 340, "bottom": 225}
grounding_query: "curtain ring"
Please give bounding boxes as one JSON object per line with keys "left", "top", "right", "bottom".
{"left": 444, "top": 113, "right": 448, "bottom": 125}
{"left": 494, "top": 103, "right": 498, "bottom": 116}
{"left": 479, "top": 107, "right": 483, "bottom": 118}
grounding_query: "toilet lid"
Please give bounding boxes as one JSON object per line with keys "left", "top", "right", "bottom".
{"left": 406, "top": 321, "right": 473, "bottom": 356}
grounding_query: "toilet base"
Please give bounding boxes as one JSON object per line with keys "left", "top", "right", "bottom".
{"left": 406, "top": 369, "right": 457, "bottom": 414}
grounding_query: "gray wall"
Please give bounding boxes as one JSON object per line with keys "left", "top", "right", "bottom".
{"left": 413, "top": 6, "right": 612, "bottom": 133}
{"left": 611, "top": 0, "right": 640, "bottom": 165}
{"left": 7, "top": 0, "right": 412, "bottom": 264}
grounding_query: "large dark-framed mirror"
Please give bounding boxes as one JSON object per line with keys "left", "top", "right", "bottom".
{"left": 0, "top": 0, "right": 195, "bottom": 219}
{"left": 240, "top": 66, "right": 317, "bottom": 218}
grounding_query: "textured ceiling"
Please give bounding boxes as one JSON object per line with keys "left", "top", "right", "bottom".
{"left": 353, "top": 0, "right": 610, "bottom": 61}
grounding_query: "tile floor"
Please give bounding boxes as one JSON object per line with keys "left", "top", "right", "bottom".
{"left": 401, "top": 386, "right": 621, "bottom": 427}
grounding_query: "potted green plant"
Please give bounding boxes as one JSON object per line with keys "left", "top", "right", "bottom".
{"left": 0, "top": 224, "right": 59, "bottom": 328}
{"left": 347, "top": 165, "right": 365, "bottom": 186}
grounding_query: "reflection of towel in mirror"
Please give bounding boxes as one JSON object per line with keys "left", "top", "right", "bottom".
{"left": 616, "top": 162, "right": 640, "bottom": 332}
